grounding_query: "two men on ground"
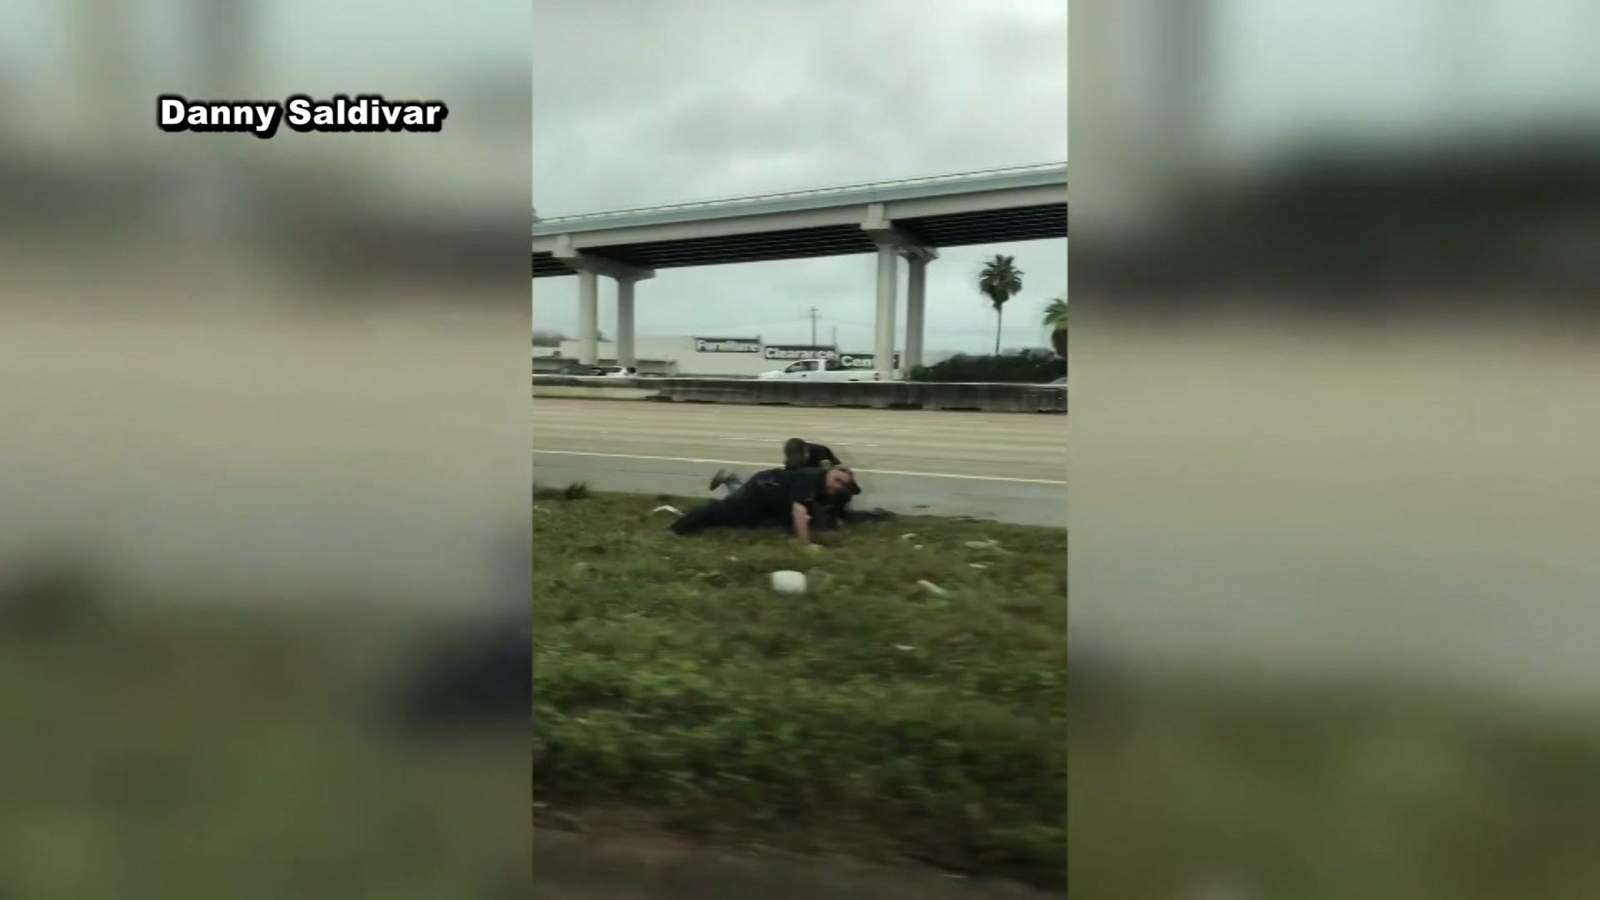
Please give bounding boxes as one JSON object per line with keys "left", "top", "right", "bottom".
{"left": 671, "top": 438, "right": 861, "bottom": 542}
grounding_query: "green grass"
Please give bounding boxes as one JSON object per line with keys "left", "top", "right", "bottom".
{"left": 531, "top": 489, "right": 1068, "bottom": 888}
{"left": 0, "top": 602, "right": 526, "bottom": 899}
{"left": 1071, "top": 672, "right": 1600, "bottom": 899}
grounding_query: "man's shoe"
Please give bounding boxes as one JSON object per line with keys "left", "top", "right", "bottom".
{"left": 709, "top": 469, "right": 732, "bottom": 491}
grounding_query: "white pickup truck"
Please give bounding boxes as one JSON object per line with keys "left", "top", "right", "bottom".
{"left": 757, "top": 358, "right": 884, "bottom": 382}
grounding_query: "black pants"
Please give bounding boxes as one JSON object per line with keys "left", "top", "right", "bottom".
{"left": 671, "top": 484, "right": 783, "bottom": 535}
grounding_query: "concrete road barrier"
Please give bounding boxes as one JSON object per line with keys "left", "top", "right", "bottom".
{"left": 531, "top": 384, "right": 659, "bottom": 401}
{"left": 532, "top": 376, "right": 1066, "bottom": 413}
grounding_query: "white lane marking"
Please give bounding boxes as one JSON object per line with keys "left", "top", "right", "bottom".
{"left": 532, "top": 449, "right": 1067, "bottom": 486}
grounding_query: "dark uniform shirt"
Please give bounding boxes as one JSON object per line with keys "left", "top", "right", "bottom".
{"left": 800, "top": 442, "right": 840, "bottom": 468}
{"left": 747, "top": 466, "right": 827, "bottom": 517}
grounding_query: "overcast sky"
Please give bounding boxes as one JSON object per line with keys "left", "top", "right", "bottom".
{"left": 531, "top": 0, "right": 1069, "bottom": 354}
{"left": 5, "top": 0, "right": 1588, "bottom": 355}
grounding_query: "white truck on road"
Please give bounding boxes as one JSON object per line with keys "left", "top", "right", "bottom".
{"left": 757, "top": 358, "right": 886, "bottom": 382}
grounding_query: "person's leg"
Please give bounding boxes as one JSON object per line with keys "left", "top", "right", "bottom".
{"left": 708, "top": 469, "right": 744, "bottom": 492}
{"left": 671, "top": 486, "right": 766, "bottom": 534}
{"left": 671, "top": 498, "right": 735, "bottom": 534}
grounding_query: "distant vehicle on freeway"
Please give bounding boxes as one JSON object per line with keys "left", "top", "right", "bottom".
{"left": 758, "top": 358, "right": 884, "bottom": 382}
{"left": 595, "top": 365, "right": 636, "bottom": 378}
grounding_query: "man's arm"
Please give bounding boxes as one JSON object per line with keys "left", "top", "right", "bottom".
{"left": 790, "top": 501, "right": 812, "bottom": 543}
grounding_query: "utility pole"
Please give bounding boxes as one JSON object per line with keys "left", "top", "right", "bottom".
{"left": 809, "top": 306, "right": 819, "bottom": 346}
{"left": 831, "top": 326, "right": 838, "bottom": 348}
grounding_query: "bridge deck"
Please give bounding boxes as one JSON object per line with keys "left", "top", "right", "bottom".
{"left": 531, "top": 163, "right": 1066, "bottom": 276}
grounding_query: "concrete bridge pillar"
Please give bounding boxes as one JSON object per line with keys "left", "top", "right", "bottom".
{"left": 862, "top": 205, "right": 937, "bottom": 379}
{"left": 873, "top": 243, "right": 899, "bottom": 379}
{"left": 577, "top": 267, "right": 600, "bottom": 365}
{"left": 615, "top": 275, "right": 637, "bottom": 370}
{"left": 905, "top": 255, "right": 928, "bottom": 373}
{"left": 556, "top": 239, "right": 653, "bottom": 369}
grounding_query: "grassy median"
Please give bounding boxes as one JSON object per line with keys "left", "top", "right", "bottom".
{"left": 531, "top": 486, "right": 1068, "bottom": 888}
{"left": 0, "top": 600, "right": 527, "bottom": 897}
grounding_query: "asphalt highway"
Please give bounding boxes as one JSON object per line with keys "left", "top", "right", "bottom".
{"left": 532, "top": 399, "right": 1067, "bottom": 527}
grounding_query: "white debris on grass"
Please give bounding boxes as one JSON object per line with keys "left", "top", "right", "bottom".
{"left": 652, "top": 505, "right": 684, "bottom": 516}
{"left": 770, "top": 570, "right": 807, "bottom": 594}
{"left": 917, "top": 579, "right": 949, "bottom": 597}
{"left": 964, "top": 539, "right": 1001, "bottom": 550}
{"left": 969, "top": 563, "right": 988, "bottom": 570}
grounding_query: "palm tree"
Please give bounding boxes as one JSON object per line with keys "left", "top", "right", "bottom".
{"left": 977, "top": 254, "right": 1024, "bottom": 355}
{"left": 1041, "top": 297, "right": 1068, "bottom": 357}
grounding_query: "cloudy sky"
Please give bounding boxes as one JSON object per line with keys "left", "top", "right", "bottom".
{"left": 531, "top": 0, "right": 1069, "bottom": 355}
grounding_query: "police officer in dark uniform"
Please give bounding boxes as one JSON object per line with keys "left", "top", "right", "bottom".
{"left": 783, "top": 437, "right": 841, "bottom": 470}
{"left": 710, "top": 437, "right": 841, "bottom": 493}
{"left": 708, "top": 437, "right": 857, "bottom": 529}
{"left": 672, "top": 465, "right": 857, "bottom": 541}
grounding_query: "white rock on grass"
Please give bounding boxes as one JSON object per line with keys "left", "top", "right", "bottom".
{"left": 770, "top": 570, "right": 807, "bottom": 594}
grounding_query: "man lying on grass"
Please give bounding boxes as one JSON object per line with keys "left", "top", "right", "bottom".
{"left": 710, "top": 437, "right": 859, "bottom": 529}
{"left": 671, "top": 465, "right": 859, "bottom": 543}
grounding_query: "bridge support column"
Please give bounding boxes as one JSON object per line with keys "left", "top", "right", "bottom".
{"left": 556, "top": 240, "right": 653, "bottom": 368}
{"left": 577, "top": 268, "right": 599, "bottom": 365}
{"left": 615, "top": 275, "right": 637, "bottom": 370}
{"left": 873, "top": 243, "right": 899, "bottom": 378}
{"left": 861, "top": 205, "right": 937, "bottom": 379}
{"left": 905, "top": 255, "right": 928, "bottom": 373}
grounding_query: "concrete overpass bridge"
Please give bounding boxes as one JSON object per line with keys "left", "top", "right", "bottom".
{"left": 532, "top": 162, "right": 1067, "bottom": 375}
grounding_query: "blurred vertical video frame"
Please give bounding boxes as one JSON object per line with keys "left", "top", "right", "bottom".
{"left": 0, "top": 1, "right": 530, "bottom": 897}
{"left": 1072, "top": 1, "right": 1600, "bottom": 898}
